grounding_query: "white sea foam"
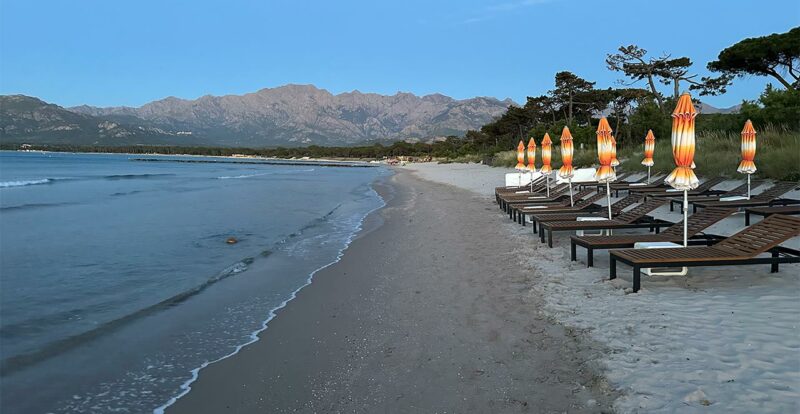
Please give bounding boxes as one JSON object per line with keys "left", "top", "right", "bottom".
{"left": 0, "top": 178, "right": 53, "bottom": 188}
{"left": 216, "top": 172, "right": 272, "bottom": 180}
{"left": 153, "top": 183, "right": 386, "bottom": 414}
{"left": 216, "top": 168, "right": 315, "bottom": 180}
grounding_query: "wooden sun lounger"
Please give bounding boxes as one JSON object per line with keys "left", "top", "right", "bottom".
{"left": 508, "top": 188, "right": 595, "bottom": 224}
{"left": 502, "top": 183, "right": 573, "bottom": 204}
{"left": 635, "top": 177, "right": 726, "bottom": 197}
{"left": 745, "top": 205, "right": 800, "bottom": 225}
{"left": 691, "top": 181, "right": 800, "bottom": 212}
{"left": 496, "top": 178, "right": 560, "bottom": 209}
{"left": 527, "top": 194, "right": 643, "bottom": 233}
{"left": 606, "top": 174, "right": 668, "bottom": 196}
{"left": 499, "top": 183, "right": 570, "bottom": 212}
{"left": 608, "top": 214, "right": 800, "bottom": 292}
{"left": 570, "top": 207, "right": 737, "bottom": 266}
{"left": 668, "top": 179, "right": 765, "bottom": 211}
{"left": 585, "top": 172, "right": 643, "bottom": 192}
{"left": 494, "top": 176, "right": 548, "bottom": 202}
{"left": 538, "top": 198, "right": 670, "bottom": 247}
{"left": 581, "top": 172, "right": 634, "bottom": 191}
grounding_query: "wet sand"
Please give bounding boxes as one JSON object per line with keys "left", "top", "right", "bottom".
{"left": 167, "top": 169, "right": 615, "bottom": 413}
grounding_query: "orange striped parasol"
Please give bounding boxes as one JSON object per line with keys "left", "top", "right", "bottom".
{"left": 642, "top": 130, "right": 656, "bottom": 183}
{"left": 540, "top": 133, "right": 553, "bottom": 173}
{"left": 595, "top": 118, "right": 616, "bottom": 218}
{"left": 540, "top": 133, "right": 553, "bottom": 197}
{"left": 515, "top": 140, "right": 526, "bottom": 171}
{"left": 558, "top": 126, "right": 575, "bottom": 205}
{"left": 664, "top": 92, "right": 699, "bottom": 191}
{"left": 610, "top": 135, "right": 620, "bottom": 167}
{"left": 558, "top": 127, "right": 574, "bottom": 180}
{"left": 595, "top": 118, "right": 616, "bottom": 183}
{"left": 665, "top": 92, "right": 699, "bottom": 246}
{"left": 737, "top": 119, "right": 757, "bottom": 198}
{"left": 526, "top": 138, "right": 537, "bottom": 172}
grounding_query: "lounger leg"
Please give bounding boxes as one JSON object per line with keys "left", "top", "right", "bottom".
{"left": 587, "top": 248, "right": 594, "bottom": 267}
{"left": 692, "top": 204, "right": 697, "bottom": 213}
{"left": 547, "top": 230, "right": 553, "bottom": 248}
{"left": 609, "top": 257, "right": 616, "bottom": 280}
{"left": 745, "top": 211, "right": 751, "bottom": 226}
{"left": 521, "top": 213, "right": 526, "bottom": 226}
{"left": 633, "top": 267, "right": 641, "bottom": 292}
{"left": 670, "top": 200, "right": 674, "bottom": 212}
{"left": 570, "top": 241, "right": 576, "bottom": 261}
{"left": 539, "top": 225, "right": 545, "bottom": 243}
{"left": 532, "top": 220, "right": 538, "bottom": 234}
{"left": 771, "top": 251, "right": 779, "bottom": 273}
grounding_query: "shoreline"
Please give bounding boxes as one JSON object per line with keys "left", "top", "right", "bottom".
{"left": 153, "top": 174, "right": 391, "bottom": 413}
{"left": 2, "top": 149, "right": 377, "bottom": 166}
{"left": 166, "top": 168, "right": 616, "bottom": 413}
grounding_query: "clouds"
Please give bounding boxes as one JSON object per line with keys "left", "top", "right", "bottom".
{"left": 486, "top": 0, "right": 557, "bottom": 12}
{"left": 462, "top": 0, "right": 559, "bottom": 23}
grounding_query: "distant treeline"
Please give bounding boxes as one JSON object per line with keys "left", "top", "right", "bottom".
{"left": 4, "top": 29, "right": 797, "bottom": 163}
{"left": 467, "top": 26, "right": 799, "bottom": 155}
{"left": 0, "top": 139, "right": 474, "bottom": 160}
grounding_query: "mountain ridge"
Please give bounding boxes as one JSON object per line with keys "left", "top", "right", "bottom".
{"left": 2, "top": 85, "right": 741, "bottom": 148}
{"left": 61, "top": 84, "right": 515, "bottom": 147}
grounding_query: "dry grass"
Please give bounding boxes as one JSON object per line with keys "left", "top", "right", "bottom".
{"left": 618, "top": 127, "right": 800, "bottom": 181}
{"left": 493, "top": 128, "right": 798, "bottom": 181}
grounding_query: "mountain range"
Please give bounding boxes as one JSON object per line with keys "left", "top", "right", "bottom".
{"left": 1, "top": 85, "right": 514, "bottom": 147}
{"left": 1, "top": 85, "right": 743, "bottom": 148}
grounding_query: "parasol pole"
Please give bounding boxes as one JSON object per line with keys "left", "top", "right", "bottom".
{"left": 647, "top": 166, "right": 651, "bottom": 184}
{"left": 606, "top": 182, "right": 612, "bottom": 219}
{"left": 683, "top": 190, "right": 688, "bottom": 246}
{"left": 747, "top": 174, "right": 751, "bottom": 199}
{"left": 568, "top": 177, "right": 574, "bottom": 206}
{"left": 546, "top": 173, "right": 550, "bottom": 198}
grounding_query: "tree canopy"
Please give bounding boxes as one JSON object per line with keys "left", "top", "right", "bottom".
{"left": 707, "top": 27, "right": 800, "bottom": 90}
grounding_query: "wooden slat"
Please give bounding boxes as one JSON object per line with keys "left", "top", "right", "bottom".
{"left": 615, "top": 198, "right": 667, "bottom": 223}
{"left": 612, "top": 214, "right": 800, "bottom": 264}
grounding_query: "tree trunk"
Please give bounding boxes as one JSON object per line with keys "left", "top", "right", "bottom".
{"left": 673, "top": 77, "right": 680, "bottom": 99}
{"left": 569, "top": 91, "right": 574, "bottom": 126}
{"left": 646, "top": 72, "right": 664, "bottom": 109}
{"left": 767, "top": 68, "right": 796, "bottom": 90}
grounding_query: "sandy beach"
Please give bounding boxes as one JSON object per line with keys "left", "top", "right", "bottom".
{"left": 410, "top": 163, "right": 800, "bottom": 413}
{"left": 166, "top": 168, "right": 616, "bottom": 413}
{"left": 163, "top": 162, "right": 799, "bottom": 413}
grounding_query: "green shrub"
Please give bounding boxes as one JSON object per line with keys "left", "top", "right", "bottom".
{"left": 618, "top": 127, "right": 799, "bottom": 181}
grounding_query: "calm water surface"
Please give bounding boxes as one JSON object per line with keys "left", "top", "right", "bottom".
{"left": 0, "top": 151, "right": 387, "bottom": 413}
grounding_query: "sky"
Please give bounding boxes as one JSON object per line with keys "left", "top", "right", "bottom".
{"left": 1, "top": 0, "right": 798, "bottom": 108}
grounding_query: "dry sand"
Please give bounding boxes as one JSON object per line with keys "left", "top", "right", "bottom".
{"left": 405, "top": 162, "right": 800, "bottom": 413}
{"left": 166, "top": 169, "right": 616, "bottom": 413}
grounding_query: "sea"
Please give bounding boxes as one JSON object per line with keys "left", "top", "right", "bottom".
{"left": 0, "top": 151, "right": 388, "bottom": 413}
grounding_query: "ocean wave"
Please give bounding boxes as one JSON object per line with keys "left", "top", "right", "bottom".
{"left": 0, "top": 202, "right": 77, "bottom": 212}
{"left": 0, "top": 257, "right": 255, "bottom": 376}
{"left": 216, "top": 168, "right": 315, "bottom": 180}
{"left": 103, "top": 173, "right": 175, "bottom": 180}
{"left": 0, "top": 178, "right": 56, "bottom": 188}
{"left": 154, "top": 186, "right": 387, "bottom": 414}
{"left": 216, "top": 172, "right": 272, "bottom": 180}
